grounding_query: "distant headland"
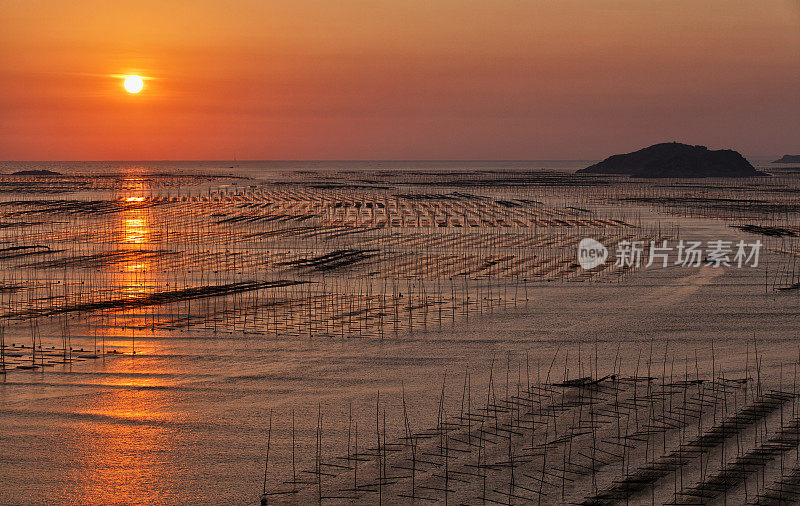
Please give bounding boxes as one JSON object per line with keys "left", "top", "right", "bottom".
{"left": 576, "top": 142, "right": 766, "bottom": 178}
{"left": 10, "top": 169, "right": 63, "bottom": 176}
{"left": 772, "top": 155, "right": 800, "bottom": 163}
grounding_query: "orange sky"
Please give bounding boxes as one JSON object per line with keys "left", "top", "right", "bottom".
{"left": 1, "top": 0, "right": 798, "bottom": 160}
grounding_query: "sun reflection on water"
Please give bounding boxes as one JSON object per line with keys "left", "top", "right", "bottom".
{"left": 67, "top": 377, "right": 182, "bottom": 505}
{"left": 123, "top": 218, "right": 148, "bottom": 245}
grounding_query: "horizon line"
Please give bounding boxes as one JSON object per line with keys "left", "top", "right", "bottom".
{"left": 0, "top": 158, "right": 594, "bottom": 162}
{"left": 0, "top": 155, "right": 784, "bottom": 163}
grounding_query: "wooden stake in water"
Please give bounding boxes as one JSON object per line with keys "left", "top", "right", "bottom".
{"left": 261, "top": 409, "right": 272, "bottom": 505}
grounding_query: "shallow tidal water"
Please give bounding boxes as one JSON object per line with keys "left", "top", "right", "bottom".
{"left": 0, "top": 162, "right": 798, "bottom": 504}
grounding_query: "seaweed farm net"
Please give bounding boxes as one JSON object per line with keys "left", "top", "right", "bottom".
{"left": 259, "top": 343, "right": 800, "bottom": 505}
{"left": 0, "top": 182, "right": 665, "bottom": 369}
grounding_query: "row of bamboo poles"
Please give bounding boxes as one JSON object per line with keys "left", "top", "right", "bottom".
{"left": 260, "top": 340, "right": 800, "bottom": 505}
{"left": 0, "top": 181, "right": 668, "bottom": 372}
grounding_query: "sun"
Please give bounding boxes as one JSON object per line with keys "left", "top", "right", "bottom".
{"left": 123, "top": 75, "right": 144, "bottom": 94}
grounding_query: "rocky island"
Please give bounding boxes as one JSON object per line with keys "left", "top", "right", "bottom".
{"left": 772, "top": 155, "right": 800, "bottom": 163}
{"left": 576, "top": 142, "right": 766, "bottom": 178}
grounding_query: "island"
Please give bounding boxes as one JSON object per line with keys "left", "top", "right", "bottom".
{"left": 576, "top": 142, "right": 766, "bottom": 178}
{"left": 772, "top": 155, "right": 800, "bottom": 163}
{"left": 10, "top": 169, "right": 63, "bottom": 176}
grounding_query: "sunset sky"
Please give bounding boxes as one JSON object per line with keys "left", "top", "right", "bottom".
{"left": 1, "top": 0, "right": 798, "bottom": 160}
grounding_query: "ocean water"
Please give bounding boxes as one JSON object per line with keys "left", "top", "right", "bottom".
{"left": 0, "top": 161, "right": 796, "bottom": 504}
